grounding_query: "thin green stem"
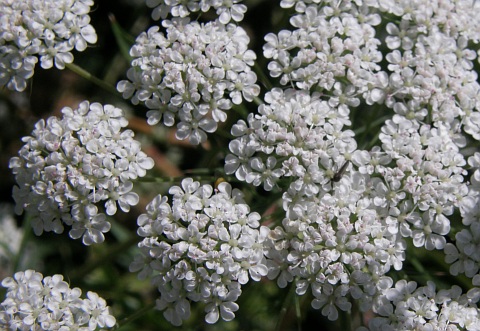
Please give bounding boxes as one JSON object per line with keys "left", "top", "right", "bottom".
{"left": 113, "top": 302, "right": 156, "bottom": 330}
{"left": 65, "top": 62, "right": 119, "bottom": 95}
{"left": 231, "top": 95, "right": 263, "bottom": 120}
{"left": 354, "top": 113, "right": 392, "bottom": 150}
{"left": 294, "top": 292, "right": 302, "bottom": 331}
{"left": 254, "top": 61, "right": 273, "bottom": 91}
{"left": 410, "top": 253, "right": 435, "bottom": 283}
{"left": 252, "top": 95, "right": 264, "bottom": 107}
{"left": 275, "top": 281, "right": 298, "bottom": 331}
{"left": 12, "top": 214, "right": 34, "bottom": 272}
{"left": 353, "top": 114, "right": 391, "bottom": 136}
{"left": 109, "top": 13, "right": 134, "bottom": 62}
{"left": 69, "top": 235, "right": 139, "bottom": 282}
{"left": 338, "top": 308, "right": 352, "bottom": 331}
{"left": 138, "top": 174, "right": 219, "bottom": 184}
{"left": 183, "top": 167, "right": 224, "bottom": 175}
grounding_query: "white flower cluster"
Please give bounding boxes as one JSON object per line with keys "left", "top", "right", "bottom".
{"left": 361, "top": 280, "right": 480, "bottom": 330}
{"left": 130, "top": 178, "right": 269, "bottom": 326}
{"left": 0, "top": 0, "right": 97, "bottom": 92}
{"left": 264, "top": 1, "right": 383, "bottom": 96}
{"left": 0, "top": 270, "right": 116, "bottom": 331}
{"left": 117, "top": 17, "right": 260, "bottom": 145}
{"left": 225, "top": 88, "right": 358, "bottom": 193}
{"left": 9, "top": 101, "right": 154, "bottom": 245}
{"left": 146, "top": 0, "right": 247, "bottom": 24}
{"left": 224, "top": 0, "right": 480, "bottom": 323}
{"left": 374, "top": 0, "right": 480, "bottom": 277}
{"left": 227, "top": 88, "right": 405, "bottom": 319}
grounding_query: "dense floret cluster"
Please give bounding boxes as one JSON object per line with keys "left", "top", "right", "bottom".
{"left": 0, "top": 0, "right": 97, "bottom": 91}
{"left": 117, "top": 18, "right": 260, "bottom": 144}
{"left": 223, "top": 0, "right": 480, "bottom": 325}
{"left": 4, "top": 0, "right": 480, "bottom": 329}
{"left": 361, "top": 280, "right": 480, "bottom": 330}
{"left": 130, "top": 178, "right": 269, "bottom": 325}
{"left": 0, "top": 270, "right": 116, "bottom": 330}
{"left": 227, "top": 88, "right": 405, "bottom": 318}
{"left": 9, "top": 101, "right": 154, "bottom": 245}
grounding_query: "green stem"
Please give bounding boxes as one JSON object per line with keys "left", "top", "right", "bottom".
{"left": 65, "top": 62, "right": 119, "bottom": 95}
{"left": 254, "top": 61, "right": 273, "bottom": 92}
{"left": 354, "top": 114, "right": 392, "bottom": 150}
{"left": 252, "top": 95, "right": 264, "bottom": 107}
{"left": 113, "top": 302, "right": 156, "bottom": 330}
{"left": 232, "top": 102, "right": 251, "bottom": 118}
{"left": 109, "top": 13, "right": 134, "bottom": 62}
{"left": 294, "top": 292, "right": 302, "bottom": 331}
{"left": 69, "top": 235, "right": 139, "bottom": 282}
{"left": 338, "top": 307, "right": 352, "bottom": 331}
{"left": 12, "top": 214, "right": 34, "bottom": 272}
{"left": 183, "top": 167, "right": 224, "bottom": 175}
{"left": 275, "top": 280, "right": 298, "bottom": 331}
{"left": 353, "top": 114, "right": 391, "bottom": 136}
{"left": 138, "top": 174, "right": 219, "bottom": 184}
{"left": 409, "top": 254, "right": 435, "bottom": 283}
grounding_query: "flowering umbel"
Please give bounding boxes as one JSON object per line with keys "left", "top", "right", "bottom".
{"left": 0, "top": 0, "right": 98, "bottom": 92}
{"left": 9, "top": 101, "right": 154, "bottom": 245}
{"left": 130, "top": 178, "right": 269, "bottom": 325}
{"left": 4, "top": 0, "right": 480, "bottom": 329}
{"left": 117, "top": 17, "right": 260, "bottom": 145}
{"left": 223, "top": 0, "right": 480, "bottom": 326}
{"left": 0, "top": 270, "right": 116, "bottom": 330}
{"left": 359, "top": 280, "right": 480, "bottom": 330}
